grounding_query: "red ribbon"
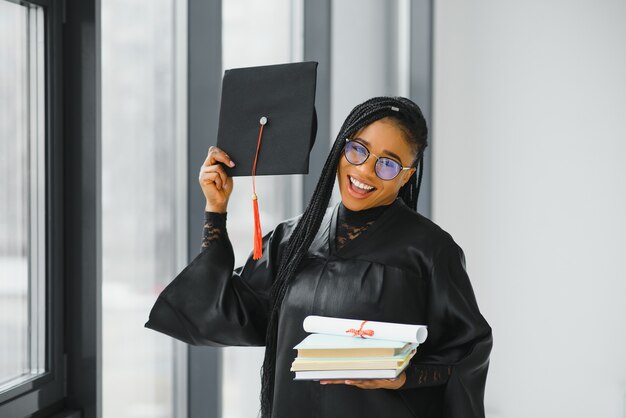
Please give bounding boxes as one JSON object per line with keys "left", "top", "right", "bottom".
{"left": 345, "top": 320, "right": 375, "bottom": 338}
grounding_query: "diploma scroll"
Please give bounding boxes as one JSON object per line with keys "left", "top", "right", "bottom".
{"left": 302, "top": 315, "right": 428, "bottom": 344}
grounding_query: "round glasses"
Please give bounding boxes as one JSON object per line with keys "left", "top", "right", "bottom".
{"left": 343, "top": 138, "right": 413, "bottom": 180}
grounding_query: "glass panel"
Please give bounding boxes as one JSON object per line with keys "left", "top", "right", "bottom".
{"left": 0, "top": 1, "right": 46, "bottom": 391}
{"left": 102, "top": 0, "right": 185, "bottom": 416}
{"left": 221, "top": 1, "right": 302, "bottom": 417}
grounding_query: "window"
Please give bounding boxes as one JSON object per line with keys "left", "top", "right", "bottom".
{"left": 0, "top": 1, "right": 66, "bottom": 416}
{"left": 101, "top": 0, "right": 188, "bottom": 417}
{"left": 220, "top": 0, "right": 303, "bottom": 416}
{"left": 0, "top": 0, "right": 46, "bottom": 394}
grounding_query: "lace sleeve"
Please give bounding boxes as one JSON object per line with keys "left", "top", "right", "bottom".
{"left": 202, "top": 211, "right": 227, "bottom": 250}
{"left": 146, "top": 210, "right": 289, "bottom": 347}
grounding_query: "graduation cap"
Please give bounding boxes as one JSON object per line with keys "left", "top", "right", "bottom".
{"left": 215, "top": 61, "right": 318, "bottom": 259}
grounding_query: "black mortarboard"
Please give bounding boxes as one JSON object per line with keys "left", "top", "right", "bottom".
{"left": 214, "top": 61, "right": 318, "bottom": 260}
{"left": 216, "top": 61, "right": 318, "bottom": 177}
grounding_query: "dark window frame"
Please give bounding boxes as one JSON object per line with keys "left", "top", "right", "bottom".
{"left": 410, "top": 0, "right": 433, "bottom": 218}
{"left": 60, "top": 0, "right": 101, "bottom": 416}
{"left": 186, "top": 0, "right": 222, "bottom": 416}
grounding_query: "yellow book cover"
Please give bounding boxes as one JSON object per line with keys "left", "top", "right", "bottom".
{"left": 290, "top": 348, "right": 416, "bottom": 371}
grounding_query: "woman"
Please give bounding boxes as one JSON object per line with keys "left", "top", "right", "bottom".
{"left": 145, "top": 96, "right": 493, "bottom": 418}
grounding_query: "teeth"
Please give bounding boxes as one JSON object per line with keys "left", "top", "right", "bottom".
{"left": 349, "top": 176, "right": 374, "bottom": 191}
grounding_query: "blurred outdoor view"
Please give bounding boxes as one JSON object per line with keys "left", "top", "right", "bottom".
{"left": 102, "top": 0, "right": 302, "bottom": 417}
{"left": 221, "top": 0, "right": 302, "bottom": 417}
{"left": 101, "top": 0, "right": 180, "bottom": 416}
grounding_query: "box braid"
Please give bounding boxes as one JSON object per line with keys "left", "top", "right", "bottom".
{"left": 259, "top": 96, "right": 428, "bottom": 417}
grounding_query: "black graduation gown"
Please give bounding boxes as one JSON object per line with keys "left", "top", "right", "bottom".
{"left": 145, "top": 197, "right": 493, "bottom": 418}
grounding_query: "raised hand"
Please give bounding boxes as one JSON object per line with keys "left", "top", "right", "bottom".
{"left": 199, "top": 146, "right": 235, "bottom": 213}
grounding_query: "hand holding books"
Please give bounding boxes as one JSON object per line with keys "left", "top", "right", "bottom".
{"left": 291, "top": 315, "right": 428, "bottom": 387}
{"left": 319, "top": 373, "right": 407, "bottom": 390}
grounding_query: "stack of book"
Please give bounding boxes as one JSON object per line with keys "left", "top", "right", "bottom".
{"left": 291, "top": 333, "right": 417, "bottom": 380}
{"left": 290, "top": 316, "right": 427, "bottom": 380}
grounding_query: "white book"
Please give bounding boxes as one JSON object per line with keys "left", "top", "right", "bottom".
{"left": 293, "top": 363, "right": 408, "bottom": 380}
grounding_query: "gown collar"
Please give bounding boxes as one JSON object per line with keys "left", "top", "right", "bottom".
{"left": 337, "top": 200, "right": 392, "bottom": 226}
{"left": 328, "top": 197, "right": 402, "bottom": 256}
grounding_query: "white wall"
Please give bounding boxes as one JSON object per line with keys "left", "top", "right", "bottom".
{"left": 432, "top": 1, "right": 626, "bottom": 417}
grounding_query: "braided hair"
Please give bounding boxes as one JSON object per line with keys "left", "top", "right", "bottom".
{"left": 259, "top": 96, "right": 428, "bottom": 417}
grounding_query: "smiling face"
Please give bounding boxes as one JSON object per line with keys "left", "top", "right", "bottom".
{"left": 337, "top": 117, "right": 417, "bottom": 211}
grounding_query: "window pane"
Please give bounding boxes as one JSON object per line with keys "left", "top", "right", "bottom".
{"left": 102, "top": 0, "right": 185, "bottom": 416}
{"left": 221, "top": 1, "right": 302, "bottom": 417}
{"left": 0, "top": 1, "right": 45, "bottom": 391}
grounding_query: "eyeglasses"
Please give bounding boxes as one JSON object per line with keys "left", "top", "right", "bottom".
{"left": 343, "top": 138, "right": 412, "bottom": 180}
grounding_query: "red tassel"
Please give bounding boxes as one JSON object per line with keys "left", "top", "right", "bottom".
{"left": 251, "top": 117, "right": 267, "bottom": 260}
{"left": 252, "top": 194, "right": 263, "bottom": 260}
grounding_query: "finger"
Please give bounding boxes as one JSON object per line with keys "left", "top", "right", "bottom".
{"left": 222, "top": 175, "right": 233, "bottom": 192}
{"left": 348, "top": 379, "right": 388, "bottom": 389}
{"left": 201, "top": 172, "right": 222, "bottom": 190}
{"left": 199, "top": 167, "right": 221, "bottom": 181}
{"left": 200, "top": 168, "right": 226, "bottom": 189}
{"left": 214, "top": 174, "right": 223, "bottom": 190}
{"left": 204, "top": 146, "right": 235, "bottom": 167}
{"left": 319, "top": 380, "right": 347, "bottom": 385}
{"left": 201, "top": 164, "right": 228, "bottom": 187}
{"left": 348, "top": 380, "right": 377, "bottom": 389}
